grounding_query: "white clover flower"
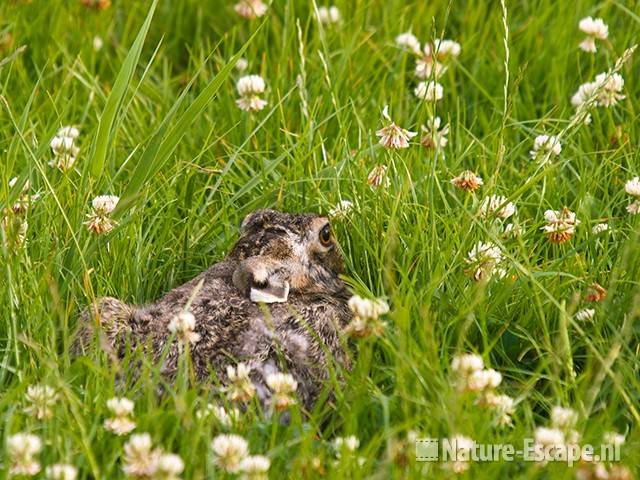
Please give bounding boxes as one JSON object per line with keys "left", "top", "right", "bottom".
{"left": 593, "top": 72, "right": 625, "bottom": 107}
{"left": 541, "top": 208, "right": 580, "bottom": 243}
{"left": 211, "top": 434, "right": 249, "bottom": 473}
{"left": 196, "top": 403, "right": 239, "bottom": 426}
{"left": 85, "top": 195, "right": 119, "bottom": 235}
{"left": 451, "top": 171, "right": 483, "bottom": 192}
{"left": 465, "top": 241, "right": 503, "bottom": 281}
{"left": 92, "top": 195, "right": 119, "bottom": 215}
{"left": 7, "top": 433, "right": 42, "bottom": 476}
{"left": 104, "top": 397, "right": 136, "bottom": 435}
{"left": 430, "top": 39, "right": 462, "bottom": 60}
{"left": 317, "top": 6, "right": 340, "bottom": 25}
{"left": 236, "top": 75, "right": 268, "bottom": 112}
{"left": 483, "top": 392, "right": 515, "bottom": 426}
{"left": 534, "top": 427, "right": 566, "bottom": 449}
{"left": 420, "top": 117, "right": 449, "bottom": 150}
{"left": 466, "top": 368, "right": 502, "bottom": 392}
{"left": 575, "top": 308, "right": 595, "bottom": 321}
{"left": 239, "top": 455, "right": 270, "bottom": 480}
{"left": 578, "top": 17, "right": 608, "bottom": 53}
{"left": 551, "top": 406, "right": 578, "bottom": 430}
{"left": 624, "top": 177, "right": 640, "bottom": 198}
{"left": 627, "top": 200, "right": 640, "bottom": 215}
{"left": 225, "top": 362, "right": 256, "bottom": 402}
{"left": 414, "top": 81, "right": 443, "bottom": 102}
{"left": 49, "top": 127, "right": 80, "bottom": 171}
{"left": 530, "top": 134, "right": 562, "bottom": 159}
{"left": 451, "top": 354, "right": 484, "bottom": 375}
{"left": 328, "top": 200, "right": 353, "bottom": 218}
{"left": 156, "top": 453, "right": 184, "bottom": 480}
{"left": 333, "top": 435, "right": 360, "bottom": 457}
{"left": 479, "top": 195, "right": 516, "bottom": 219}
{"left": 168, "top": 310, "right": 201, "bottom": 345}
{"left": 367, "top": 164, "right": 390, "bottom": 189}
{"left": 93, "top": 36, "right": 104, "bottom": 51}
{"left": 415, "top": 57, "right": 445, "bottom": 79}
{"left": 591, "top": 223, "right": 608, "bottom": 235}
{"left": 266, "top": 372, "right": 298, "bottom": 411}
{"left": 234, "top": 0, "right": 268, "bottom": 19}
{"left": 503, "top": 223, "right": 522, "bottom": 238}
{"left": 395, "top": 32, "right": 421, "bottom": 54}
{"left": 235, "top": 57, "right": 249, "bottom": 72}
{"left": 122, "top": 433, "right": 160, "bottom": 478}
{"left": 24, "top": 384, "right": 58, "bottom": 420}
{"left": 45, "top": 464, "right": 78, "bottom": 480}
{"left": 375, "top": 105, "right": 417, "bottom": 149}
{"left": 571, "top": 81, "right": 597, "bottom": 108}
{"left": 347, "top": 295, "right": 389, "bottom": 319}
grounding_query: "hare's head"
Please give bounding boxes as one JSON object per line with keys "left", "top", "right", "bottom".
{"left": 230, "top": 209, "right": 345, "bottom": 303}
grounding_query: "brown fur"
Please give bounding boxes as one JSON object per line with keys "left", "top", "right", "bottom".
{"left": 75, "top": 209, "right": 352, "bottom": 410}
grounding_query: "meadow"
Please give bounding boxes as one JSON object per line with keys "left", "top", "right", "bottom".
{"left": 1, "top": 0, "right": 639, "bottom": 478}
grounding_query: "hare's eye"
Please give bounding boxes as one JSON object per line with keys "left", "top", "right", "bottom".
{"left": 319, "top": 224, "right": 332, "bottom": 246}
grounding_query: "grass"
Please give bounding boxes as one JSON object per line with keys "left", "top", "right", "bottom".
{"left": 1, "top": 0, "right": 639, "bottom": 478}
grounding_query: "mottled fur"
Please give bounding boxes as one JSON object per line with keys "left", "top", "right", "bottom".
{"left": 76, "top": 209, "right": 352, "bottom": 410}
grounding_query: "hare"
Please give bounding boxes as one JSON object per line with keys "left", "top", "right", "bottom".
{"left": 76, "top": 209, "right": 353, "bottom": 410}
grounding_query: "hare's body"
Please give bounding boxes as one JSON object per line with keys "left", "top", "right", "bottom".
{"left": 78, "top": 210, "right": 352, "bottom": 409}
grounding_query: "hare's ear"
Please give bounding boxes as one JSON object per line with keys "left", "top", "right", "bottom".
{"left": 232, "top": 256, "right": 290, "bottom": 304}
{"left": 239, "top": 209, "right": 278, "bottom": 234}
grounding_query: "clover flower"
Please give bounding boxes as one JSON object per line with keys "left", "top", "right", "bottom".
{"left": 328, "top": 200, "right": 353, "bottom": 218}
{"left": 266, "top": 372, "right": 298, "bottom": 411}
{"left": 84, "top": 195, "right": 119, "bottom": 234}
{"left": 236, "top": 75, "right": 268, "bottom": 112}
{"left": 49, "top": 126, "right": 80, "bottom": 171}
{"left": 571, "top": 81, "right": 598, "bottom": 109}
{"left": 451, "top": 171, "right": 483, "bottom": 192}
{"left": 345, "top": 295, "right": 389, "bottom": 338}
{"left": 168, "top": 310, "right": 201, "bottom": 345}
{"left": 239, "top": 455, "right": 270, "bottom": 480}
{"left": 624, "top": 177, "right": 640, "bottom": 197}
{"left": 541, "top": 208, "right": 580, "bottom": 243}
{"left": 479, "top": 195, "right": 516, "bottom": 219}
{"left": 420, "top": 117, "right": 449, "bottom": 150}
{"left": 93, "top": 36, "right": 104, "bottom": 51}
{"left": 603, "top": 432, "right": 626, "bottom": 447}
{"left": 225, "top": 362, "right": 256, "bottom": 403}
{"left": 375, "top": 105, "right": 417, "bottom": 149}
{"left": 593, "top": 72, "right": 625, "bottom": 107}
{"left": 24, "top": 384, "right": 58, "bottom": 420}
{"left": 591, "top": 223, "right": 608, "bottom": 235}
{"left": 7, "top": 433, "right": 42, "bottom": 476}
{"left": 466, "top": 368, "right": 502, "bottom": 392}
{"left": 104, "top": 397, "right": 136, "bottom": 435}
{"left": 122, "top": 433, "right": 161, "bottom": 478}
{"left": 415, "top": 39, "right": 461, "bottom": 79}
{"left": 575, "top": 308, "right": 595, "bottom": 321}
{"left": 8, "top": 177, "right": 40, "bottom": 214}
{"left": 367, "top": 164, "right": 390, "bottom": 189}
{"left": 196, "top": 403, "right": 239, "bottom": 427}
{"left": 211, "top": 434, "right": 249, "bottom": 473}
{"left": 155, "top": 453, "right": 185, "bottom": 480}
{"left": 482, "top": 392, "right": 515, "bottom": 426}
{"left": 533, "top": 427, "right": 567, "bottom": 458}
{"left": 464, "top": 241, "right": 503, "bottom": 281}
{"left": 578, "top": 17, "right": 608, "bottom": 53}
{"left": 551, "top": 406, "right": 578, "bottom": 430}
{"left": 530, "top": 134, "right": 562, "bottom": 159}
{"left": 333, "top": 436, "right": 360, "bottom": 458}
{"left": 234, "top": 0, "right": 268, "bottom": 19}
{"left": 45, "top": 464, "right": 78, "bottom": 480}
{"left": 414, "top": 81, "right": 443, "bottom": 102}
{"left": 236, "top": 58, "right": 249, "bottom": 72}
{"left": 317, "top": 6, "right": 340, "bottom": 25}
{"left": 395, "top": 32, "right": 421, "bottom": 54}
{"left": 451, "top": 353, "right": 484, "bottom": 375}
